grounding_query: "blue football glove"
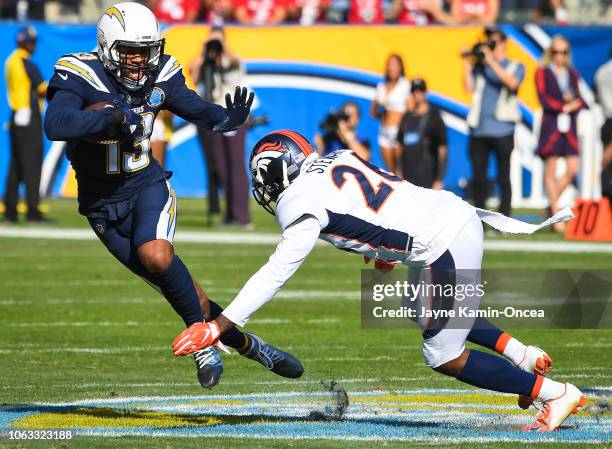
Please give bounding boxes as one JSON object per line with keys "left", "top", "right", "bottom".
{"left": 112, "top": 100, "right": 144, "bottom": 144}
{"left": 212, "top": 86, "right": 255, "bottom": 133}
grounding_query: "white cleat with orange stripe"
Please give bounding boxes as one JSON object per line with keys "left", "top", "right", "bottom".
{"left": 517, "top": 346, "right": 553, "bottom": 409}
{"left": 523, "top": 383, "right": 586, "bottom": 432}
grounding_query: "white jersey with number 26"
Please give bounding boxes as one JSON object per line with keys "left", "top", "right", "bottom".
{"left": 276, "top": 150, "right": 476, "bottom": 266}
{"left": 222, "top": 149, "right": 573, "bottom": 326}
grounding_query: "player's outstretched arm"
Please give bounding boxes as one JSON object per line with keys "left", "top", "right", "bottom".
{"left": 172, "top": 215, "right": 320, "bottom": 356}
{"left": 165, "top": 76, "right": 253, "bottom": 132}
{"left": 211, "top": 86, "right": 255, "bottom": 133}
{"left": 44, "top": 90, "right": 122, "bottom": 141}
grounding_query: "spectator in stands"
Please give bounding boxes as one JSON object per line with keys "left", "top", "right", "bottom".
{"left": 500, "top": 1, "right": 564, "bottom": 23}
{"left": 201, "top": 0, "right": 234, "bottom": 24}
{"left": 389, "top": 0, "right": 436, "bottom": 24}
{"left": 0, "top": 0, "right": 45, "bottom": 20}
{"left": 530, "top": 0, "right": 568, "bottom": 23}
{"left": 535, "top": 35, "right": 584, "bottom": 232}
{"left": 397, "top": 78, "right": 447, "bottom": 189}
{"left": 371, "top": 54, "right": 410, "bottom": 173}
{"left": 448, "top": 0, "right": 499, "bottom": 24}
{"left": 595, "top": 50, "right": 612, "bottom": 203}
{"left": 463, "top": 27, "right": 524, "bottom": 218}
{"left": 287, "top": 0, "right": 331, "bottom": 24}
{"left": 3, "top": 27, "right": 48, "bottom": 223}
{"left": 234, "top": 0, "right": 288, "bottom": 25}
{"left": 150, "top": 111, "right": 173, "bottom": 168}
{"left": 314, "top": 101, "right": 370, "bottom": 159}
{"left": 190, "top": 27, "right": 252, "bottom": 227}
{"left": 147, "top": 0, "right": 201, "bottom": 22}
{"left": 347, "top": 0, "right": 384, "bottom": 23}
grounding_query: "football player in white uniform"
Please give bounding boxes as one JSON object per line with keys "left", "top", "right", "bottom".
{"left": 172, "top": 130, "right": 584, "bottom": 431}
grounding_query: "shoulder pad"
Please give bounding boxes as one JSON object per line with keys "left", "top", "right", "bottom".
{"left": 156, "top": 55, "right": 183, "bottom": 84}
{"left": 276, "top": 179, "right": 328, "bottom": 231}
{"left": 53, "top": 53, "right": 110, "bottom": 93}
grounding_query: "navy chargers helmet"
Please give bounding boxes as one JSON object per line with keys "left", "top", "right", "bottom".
{"left": 250, "top": 130, "right": 318, "bottom": 215}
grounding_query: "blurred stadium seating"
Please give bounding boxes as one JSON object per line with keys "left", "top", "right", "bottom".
{"left": 1, "top": 0, "right": 610, "bottom": 24}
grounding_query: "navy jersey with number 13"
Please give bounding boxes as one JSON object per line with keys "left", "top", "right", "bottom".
{"left": 45, "top": 51, "right": 226, "bottom": 214}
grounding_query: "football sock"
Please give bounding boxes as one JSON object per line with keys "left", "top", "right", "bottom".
{"left": 535, "top": 377, "right": 567, "bottom": 401}
{"left": 150, "top": 256, "right": 203, "bottom": 326}
{"left": 466, "top": 317, "right": 503, "bottom": 348}
{"left": 207, "top": 298, "right": 252, "bottom": 351}
{"left": 467, "top": 319, "right": 527, "bottom": 365}
{"left": 456, "top": 349, "right": 537, "bottom": 396}
{"left": 494, "top": 333, "right": 528, "bottom": 366}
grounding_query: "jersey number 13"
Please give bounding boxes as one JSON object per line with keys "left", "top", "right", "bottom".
{"left": 106, "top": 112, "right": 154, "bottom": 174}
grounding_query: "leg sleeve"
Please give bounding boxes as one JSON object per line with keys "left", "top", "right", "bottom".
{"left": 468, "top": 136, "right": 489, "bottom": 210}
{"left": 3, "top": 132, "right": 20, "bottom": 218}
{"left": 226, "top": 128, "right": 250, "bottom": 224}
{"left": 21, "top": 119, "right": 43, "bottom": 217}
{"left": 493, "top": 134, "right": 514, "bottom": 217}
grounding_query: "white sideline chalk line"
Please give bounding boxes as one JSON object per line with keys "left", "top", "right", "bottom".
{"left": 0, "top": 291, "right": 359, "bottom": 305}
{"left": 0, "top": 227, "right": 610, "bottom": 253}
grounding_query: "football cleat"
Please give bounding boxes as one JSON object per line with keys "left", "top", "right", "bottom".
{"left": 193, "top": 346, "right": 223, "bottom": 388}
{"left": 517, "top": 346, "right": 553, "bottom": 409}
{"left": 242, "top": 333, "right": 304, "bottom": 378}
{"left": 523, "top": 383, "right": 586, "bottom": 432}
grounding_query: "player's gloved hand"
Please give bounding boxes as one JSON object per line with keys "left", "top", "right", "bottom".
{"left": 364, "top": 256, "right": 397, "bottom": 273}
{"left": 112, "top": 100, "right": 144, "bottom": 143}
{"left": 173, "top": 321, "right": 222, "bottom": 356}
{"left": 212, "top": 86, "right": 255, "bottom": 133}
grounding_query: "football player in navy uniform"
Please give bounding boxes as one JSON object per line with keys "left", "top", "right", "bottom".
{"left": 43, "top": 2, "right": 303, "bottom": 388}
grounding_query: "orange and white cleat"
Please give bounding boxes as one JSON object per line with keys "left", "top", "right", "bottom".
{"left": 517, "top": 346, "right": 553, "bottom": 409}
{"left": 523, "top": 383, "right": 586, "bottom": 432}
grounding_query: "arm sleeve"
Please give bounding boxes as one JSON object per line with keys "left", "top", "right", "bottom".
{"left": 515, "top": 63, "right": 525, "bottom": 88}
{"left": 43, "top": 89, "right": 116, "bottom": 141}
{"left": 163, "top": 70, "right": 227, "bottom": 130}
{"left": 6, "top": 56, "right": 31, "bottom": 111}
{"left": 433, "top": 110, "right": 447, "bottom": 146}
{"left": 222, "top": 215, "right": 321, "bottom": 326}
{"left": 571, "top": 69, "right": 587, "bottom": 111}
{"left": 535, "top": 68, "right": 564, "bottom": 113}
{"left": 23, "top": 60, "right": 46, "bottom": 95}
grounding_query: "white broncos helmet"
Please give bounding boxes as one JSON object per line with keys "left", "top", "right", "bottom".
{"left": 97, "top": 2, "right": 165, "bottom": 91}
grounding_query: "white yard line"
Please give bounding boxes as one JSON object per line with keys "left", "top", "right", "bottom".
{"left": 0, "top": 377, "right": 433, "bottom": 391}
{"left": 0, "top": 316, "right": 341, "bottom": 327}
{"left": 0, "top": 227, "right": 610, "bottom": 253}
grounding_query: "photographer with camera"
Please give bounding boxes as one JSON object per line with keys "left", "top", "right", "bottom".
{"left": 314, "top": 101, "right": 370, "bottom": 159}
{"left": 190, "top": 26, "right": 252, "bottom": 227}
{"left": 462, "top": 27, "right": 524, "bottom": 218}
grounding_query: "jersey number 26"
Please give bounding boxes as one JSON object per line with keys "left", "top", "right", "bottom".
{"left": 331, "top": 155, "right": 401, "bottom": 212}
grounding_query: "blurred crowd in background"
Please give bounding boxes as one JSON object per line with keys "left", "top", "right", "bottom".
{"left": 3, "top": 20, "right": 611, "bottom": 228}
{"left": 0, "top": 0, "right": 610, "bottom": 25}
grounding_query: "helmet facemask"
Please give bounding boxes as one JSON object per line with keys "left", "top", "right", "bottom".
{"left": 109, "top": 39, "right": 164, "bottom": 91}
{"left": 251, "top": 158, "right": 291, "bottom": 216}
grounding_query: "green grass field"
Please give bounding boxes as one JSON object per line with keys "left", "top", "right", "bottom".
{"left": 0, "top": 199, "right": 610, "bottom": 448}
